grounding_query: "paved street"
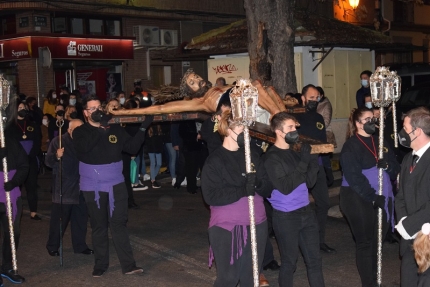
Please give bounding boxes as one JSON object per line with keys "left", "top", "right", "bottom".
{"left": 10, "top": 170, "right": 402, "bottom": 287}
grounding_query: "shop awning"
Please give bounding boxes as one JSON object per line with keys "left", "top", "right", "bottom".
{"left": 0, "top": 34, "right": 134, "bottom": 61}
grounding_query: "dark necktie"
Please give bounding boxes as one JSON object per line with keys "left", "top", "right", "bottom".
{"left": 411, "top": 154, "right": 419, "bottom": 172}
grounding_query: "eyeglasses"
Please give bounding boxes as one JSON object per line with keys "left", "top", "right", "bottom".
{"left": 359, "top": 117, "right": 377, "bottom": 124}
{"left": 86, "top": 106, "right": 102, "bottom": 112}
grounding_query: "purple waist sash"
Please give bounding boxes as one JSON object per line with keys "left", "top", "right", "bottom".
{"left": 342, "top": 166, "right": 394, "bottom": 230}
{"left": 208, "top": 194, "right": 266, "bottom": 267}
{"left": 267, "top": 183, "right": 309, "bottom": 212}
{"left": 0, "top": 170, "right": 20, "bottom": 222}
{"left": 79, "top": 161, "right": 124, "bottom": 217}
{"left": 19, "top": 140, "right": 33, "bottom": 155}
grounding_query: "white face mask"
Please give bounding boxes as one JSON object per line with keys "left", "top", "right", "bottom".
{"left": 69, "top": 99, "right": 76, "bottom": 106}
{"left": 42, "top": 119, "right": 48, "bottom": 126}
{"left": 52, "top": 94, "right": 57, "bottom": 99}
{"left": 119, "top": 98, "right": 125, "bottom": 105}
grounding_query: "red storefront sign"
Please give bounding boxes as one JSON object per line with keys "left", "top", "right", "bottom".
{"left": 0, "top": 36, "right": 134, "bottom": 61}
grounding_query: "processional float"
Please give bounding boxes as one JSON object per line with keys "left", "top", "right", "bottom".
{"left": 0, "top": 74, "right": 19, "bottom": 275}
{"left": 369, "top": 66, "right": 401, "bottom": 287}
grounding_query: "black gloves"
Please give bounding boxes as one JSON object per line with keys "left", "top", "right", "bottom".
{"left": 377, "top": 158, "right": 388, "bottom": 170}
{"left": 100, "top": 113, "right": 113, "bottom": 128}
{"left": 300, "top": 143, "right": 312, "bottom": 164}
{"left": 0, "top": 147, "right": 6, "bottom": 159}
{"left": 4, "top": 180, "right": 17, "bottom": 192}
{"left": 245, "top": 173, "right": 256, "bottom": 197}
{"left": 140, "top": 115, "right": 154, "bottom": 131}
{"left": 373, "top": 194, "right": 386, "bottom": 209}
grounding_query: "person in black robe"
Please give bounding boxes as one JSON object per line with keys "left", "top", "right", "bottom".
{"left": 45, "top": 119, "right": 93, "bottom": 256}
{"left": 0, "top": 132, "right": 29, "bottom": 285}
{"left": 294, "top": 84, "right": 334, "bottom": 253}
{"left": 395, "top": 107, "right": 430, "bottom": 286}
{"left": 5, "top": 98, "right": 42, "bottom": 220}
{"left": 340, "top": 107, "right": 400, "bottom": 286}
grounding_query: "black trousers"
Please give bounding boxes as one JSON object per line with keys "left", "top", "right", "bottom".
{"left": 24, "top": 157, "right": 39, "bottom": 212}
{"left": 400, "top": 244, "right": 418, "bottom": 287}
{"left": 309, "top": 165, "right": 330, "bottom": 244}
{"left": 179, "top": 149, "right": 207, "bottom": 193}
{"left": 122, "top": 153, "right": 135, "bottom": 204}
{"left": 46, "top": 192, "right": 89, "bottom": 253}
{"left": 208, "top": 221, "right": 267, "bottom": 287}
{"left": 83, "top": 183, "right": 137, "bottom": 273}
{"left": 0, "top": 197, "right": 21, "bottom": 271}
{"left": 273, "top": 206, "right": 324, "bottom": 287}
{"left": 262, "top": 199, "right": 275, "bottom": 267}
{"left": 340, "top": 187, "right": 390, "bottom": 287}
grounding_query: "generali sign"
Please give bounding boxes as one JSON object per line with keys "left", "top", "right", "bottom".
{"left": 0, "top": 36, "right": 134, "bottom": 61}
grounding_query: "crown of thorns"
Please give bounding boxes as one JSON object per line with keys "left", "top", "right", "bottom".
{"left": 179, "top": 68, "right": 196, "bottom": 97}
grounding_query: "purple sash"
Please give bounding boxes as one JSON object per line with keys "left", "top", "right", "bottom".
{"left": 19, "top": 140, "right": 33, "bottom": 155}
{"left": 54, "top": 130, "right": 59, "bottom": 138}
{"left": 268, "top": 183, "right": 309, "bottom": 212}
{"left": 79, "top": 161, "right": 124, "bottom": 217}
{"left": 0, "top": 170, "right": 20, "bottom": 222}
{"left": 208, "top": 194, "right": 266, "bottom": 267}
{"left": 342, "top": 166, "right": 394, "bottom": 230}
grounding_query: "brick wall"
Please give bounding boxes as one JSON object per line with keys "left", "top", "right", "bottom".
{"left": 15, "top": 11, "right": 51, "bottom": 34}
{"left": 17, "top": 59, "right": 37, "bottom": 96}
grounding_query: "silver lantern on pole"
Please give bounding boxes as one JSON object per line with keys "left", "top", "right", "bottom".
{"left": 0, "top": 74, "right": 19, "bottom": 273}
{"left": 369, "top": 66, "right": 401, "bottom": 287}
{"left": 229, "top": 79, "right": 259, "bottom": 287}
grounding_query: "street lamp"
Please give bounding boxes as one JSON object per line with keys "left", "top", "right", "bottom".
{"left": 349, "top": 0, "right": 359, "bottom": 10}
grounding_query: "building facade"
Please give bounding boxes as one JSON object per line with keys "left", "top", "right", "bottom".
{"left": 0, "top": 0, "right": 245, "bottom": 102}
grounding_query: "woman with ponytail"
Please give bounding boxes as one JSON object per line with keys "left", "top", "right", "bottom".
{"left": 340, "top": 107, "right": 400, "bottom": 286}
{"left": 201, "top": 109, "right": 271, "bottom": 286}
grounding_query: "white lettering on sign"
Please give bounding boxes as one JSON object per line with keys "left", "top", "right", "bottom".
{"left": 212, "top": 64, "right": 238, "bottom": 74}
{"left": 77, "top": 44, "right": 103, "bottom": 52}
{"left": 0, "top": 44, "right": 3, "bottom": 58}
{"left": 11, "top": 50, "right": 29, "bottom": 57}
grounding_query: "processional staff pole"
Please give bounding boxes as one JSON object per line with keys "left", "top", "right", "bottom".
{"left": 229, "top": 79, "right": 259, "bottom": 287}
{"left": 0, "top": 74, "right": 18, "bottom": 273}
{"left": 56, "top": 118, "right": 64, "bottom": 267}
{"left": 369, "top": 66, "right": 401, "bottom": 287}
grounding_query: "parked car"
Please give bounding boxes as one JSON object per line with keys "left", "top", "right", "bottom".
{"left": 397, "top": 81, "right": 430, "bottom": 114}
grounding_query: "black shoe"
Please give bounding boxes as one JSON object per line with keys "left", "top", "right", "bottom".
{"left": 152, "top": 181, "right": 161, "bottom": 189}
{"left": 269, "top": 231, "right": 276, "bottom": 239}
{"left": 320, "top": 243, "right": 336, "bottom": 253}
{"left": 80, "top": 248, "right": 94, "bottom": 255}
{"left": 128, "top": 202, "right": 140, "bottom": 209}
{"left": 1, "top": 270, "right": 25, "bottom": 284}
{"left": 263, "top": 260, "right": 280, "bottom": 271}
{"left": 92, "top": 269, "right": 106, "bottom": 277}
{"left": 30, "top": 215, "right": 42, "bottom": 221}
{"left": 48, "top": 250, "right": 59, "bottom": 256}
{"left": 124, "top": 266, "right": 143, "bottom": 275}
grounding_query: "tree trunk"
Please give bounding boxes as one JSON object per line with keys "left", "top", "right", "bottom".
{"left": 244, "top": 0, "right": 297, "bottom": 96}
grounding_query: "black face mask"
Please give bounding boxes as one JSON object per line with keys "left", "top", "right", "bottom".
{"left": 306, "top": 100, "right": 318, "bottom": 112}
{"left": 70, "top": 111, "right": 78, "bottom": 119}
{"left": 18, "top": 110, "right": 27, "bottom": 118}
{"left": 284, "top": 130, "right": 299, "bottom": 144}
{"left": 232, "top": 130, "right": 245, "bottom": 148}
{"left": 398, "top": 128, "right": 416, "bottom": 148}
{"left": 56, "top": 110, "right": 65, "bottom": 117}
{"left": 90, "top": 109, "right": 103, "bottom": 122}
{"left": 363, "top": 121, "right": 376, "bottom": 135}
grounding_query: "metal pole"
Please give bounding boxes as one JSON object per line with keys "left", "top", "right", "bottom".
{"left": 243, "top": 126, "right": 259, "bottom": 287}
{"left": 376, "top": 106, "right": 385, "bottom": 287}
{"left": 56, "top": 119, "right": 64, "bottom": 267}
{"left": 0, "top": 76, "right": 18, "bottom": 274}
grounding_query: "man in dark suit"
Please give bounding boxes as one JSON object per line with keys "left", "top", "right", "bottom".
{"left": 395, "top": 107, "right": 430, "bottom": 286}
